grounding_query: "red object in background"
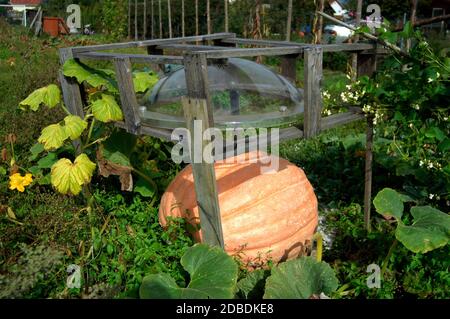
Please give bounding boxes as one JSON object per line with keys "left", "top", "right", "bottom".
{"left": 43, "top": 17, "right": 69, "bottom": 37}
{"left": 10, "top": 0, "right": 42, "bottom": 4}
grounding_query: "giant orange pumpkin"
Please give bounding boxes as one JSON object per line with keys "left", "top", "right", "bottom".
{"left": 159, "top": 151, "right": 318, "bottom": 265}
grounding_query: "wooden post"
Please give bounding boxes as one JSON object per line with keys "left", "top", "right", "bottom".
{"left": 312, "top": 0, "right": 324, "bottom": 44}
{"left": 151, "top": 0, "right": 154, "bottom": 38}
{"left": 128, "top": 0, "right": 131, "bottom": 39}
{"left": 357, "top": 52, "right": 377, "bottom": 77}
{"left": 303, "top": 47, "right": 323, "bottom": 138}
{"left": 351, "top": 0, "right": 363, "bottom": 81}
{"left": 134, "top": 0, "right": 139, "bottom": 41}
{"left": 364, "top": 115, "right": 374, "bottom": 232}
{"left": 113, "top": 57, "right": 141, "bottom": 134}
{"left": 183, "top": 53, "right": 224, "bottom": 248}
{"left": 144, "top": 0, "right": 147, "bottom": 39}
{"left": 195, "top": 0, "right": 199, "bottom": 36}
{"left": 406, "top": 0, "right": 418, "bottom": 51}
{"left": 182, "top": 0, "right": 185, "bottom": 37}
{"left": 167, "top": 0, "right": 172, "bottom": 38}
{"left": 159, "top": 0, "right": 162, "bottom": 38}
{"left": 207, "top": 0, "right": 211, "bottom": 34}
{"left": 281, "top": 54, "right": 298, "bottom": 83}
{"left": 224, "top": 0, "right": 229, "bottom": 33}
{"left": 58, "top": 48, "right": 84, "bottom": 153}
{"left": 286, "top": 0, "right": 293, "bottom": 41}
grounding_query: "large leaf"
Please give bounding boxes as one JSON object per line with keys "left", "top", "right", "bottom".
{"left": 263, "top": 257, "right": 338, "bottom": 299}
{"left": 63, "top": 59, "right": 117, "bottom": 92}
{"left": 102, "top": 130, "right": 137, "bottom": 166}
{"left": 19, "top": 84, "right": 61, "bottom": 111}
{"left": 395, "top": 206, "right": 450, "bottom": 254}
{"left": 133, "top": 72, "right": 159, "bottom": 93}
{"left": 134, "top": 177, "right": 156, "bottom": 197}
{"left": 38, "top": 124, "right": 69, "bottom": 150}
{"left": 63, "top": 115, "right": 88, "bottom": 140}
{"left": 37, "top": 152, "right": 58, "bottom": 169}
{"left": 50, "top": 153, "right": 96, "bottom": 195}
{"left": 373, "top": 188, "right": 404, "bottom": 220}
{"left": 91, "top": 94, "right": 123, "bottom": 123}
{"left": 237, "top": 269, "right": 270, "bottom": 299}
{"left": 140, "top": 244, "right": 238, "bottom": 299}
{"left": 29, "top": 143, "right": 45, "bottom": 161}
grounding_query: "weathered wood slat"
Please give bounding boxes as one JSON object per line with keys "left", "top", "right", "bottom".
{"left": 303, "top": 47, "right": 323, "bottom": 138}
{"left": 182, "top": 97, "right": 225, "bottom": 248}
{"left": 222, "top": 37, "right": 309, "bottom": 47}
{"left": 59, "top": 48, "right": 84, "bottom": 118}
{"left": 74, "top": 52, "right": 184, "bottom": 64}
{"left": 71, "top": 32, "right": 236, "bottom": 53}
{"left": 113, "top": 57, "right": 142, "bottom": 134}
{"left": 58, "top": 48, "right": 85, "bottom": 154}
{"left": 200, "top": 46, "right": 305, "bottom": 58}
{"left": 183, "top": 53, "right": 224, "bottom": 248}
{"left": 321, "top": 111, "right": 365, "bottom": 130}
{"left": 156, "top": 43, "right": 240, "bottom": 51}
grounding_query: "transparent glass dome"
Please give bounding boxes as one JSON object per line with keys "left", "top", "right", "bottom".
{"left": 139, "top": 58, "right": 304, "bottom": 129}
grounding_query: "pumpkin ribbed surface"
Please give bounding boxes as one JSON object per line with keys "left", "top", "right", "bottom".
{"left": 159, "top": 151, "right": 318, "bottom": 264}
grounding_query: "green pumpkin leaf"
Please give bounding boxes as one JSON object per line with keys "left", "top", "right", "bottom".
{"left": 63, "top": 115, "right": 88, "bottom": 140}
{"left": 63, "top": 59, "right": 117, "bottom": 92}
{"left": 237, "top": 269, "right": 270, "bottom": 299}
{"left": 134, "top": 177, "right": 156, "bottom": 198}
{"left": 373, "top": 188, "right": 404, "bottom": 220}
{"left": 38, "top": 123, "right": 69, "bottom": 150}
{"left": 133, "top": 72, "right": 159, "bottom": 93}
{"left": 263, "top": 257, "right": 338, "bottom": 299}
{"left": 140, "top": 244, "right": 238, "bottom": 299}
{"left": 102, "top": 130, "right": 137, "bottom": 166}
{"left": 91, "top": 94, "right": 123, "bottom": 123}
{"left": 29, "top": 143, "right": 45, "bottom": 161}
{"left": 37, "top": 152, "right": 58, "bottom": 169}
{"left": 19, "top": 84, "right": 61, "bottom": 111}
{"left": 50, "top": 153, "right": 96, "bottom": 195}
{"left": 395, "top": 206, "right": 450, "bottom": 254}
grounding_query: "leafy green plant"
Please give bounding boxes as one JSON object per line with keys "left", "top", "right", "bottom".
{"left": 18, "top": 59, "right": 159, "bottom": 198}
{"left": 373, "top": 187, "right": 450, "bottom": 276}
{"left": 140, "top": 244, "right": 239, "bottom": 299}
{"left": 139, "top": 244, "right": 339, "bottom": 299}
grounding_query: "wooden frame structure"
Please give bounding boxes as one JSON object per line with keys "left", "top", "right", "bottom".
{"left": 59, "top": 33, "right": 380, "bottom": 248}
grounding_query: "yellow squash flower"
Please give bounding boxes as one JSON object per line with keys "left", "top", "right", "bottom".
{"left": 9, "top": 173, "right": 33, "bottom": 192}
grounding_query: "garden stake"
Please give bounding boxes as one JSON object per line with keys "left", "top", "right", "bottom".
{"left": 364, "top": 115, "right": 374, "bottom": 232}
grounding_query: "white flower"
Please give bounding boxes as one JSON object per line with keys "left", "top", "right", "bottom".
{"left": 427, "top": 78, "right": 433, "bottom": 83}
{"left": 429, "top": 194, "right": 435, "bottom": 199}
{"left": 444, "top": 117, "right": 448, "bottom": 121}
{"left": 419, "top": 160, "right": 424, "bottom": 167}
{"left": 427, "top": 162, "right": 434, "bottom": 169}
{"left": 408, "top": 123, "right": 414, "bottom": 128}
{"left": 412, "top": 104, "right": 420, "bottom": 110}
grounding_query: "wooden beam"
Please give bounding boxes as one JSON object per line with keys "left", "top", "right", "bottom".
{"left": 200, "top": 46, "right": 304, "bottom": 58}
{"left": 58, "top": 48, "right": 85, "bottom": 154}
{"left": 303, "top": 47, "right": 323, "bottom": 138}
{"left": 321, "top": 111, "right": 364, "bottom": 130}
{"left": 156, "top": 43, "right": 239, "bottom": 51}
{"left": 74, "top": 51, "right": 184, "bottom": 64}
{"left": 71, "top": 33, "right": 236, "bottom": 53}
{"left": 183, "top": 53, "right": 224, "bottom": 248}
{"left": 113, "top": 57, "right": 142, "bottom": 134}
